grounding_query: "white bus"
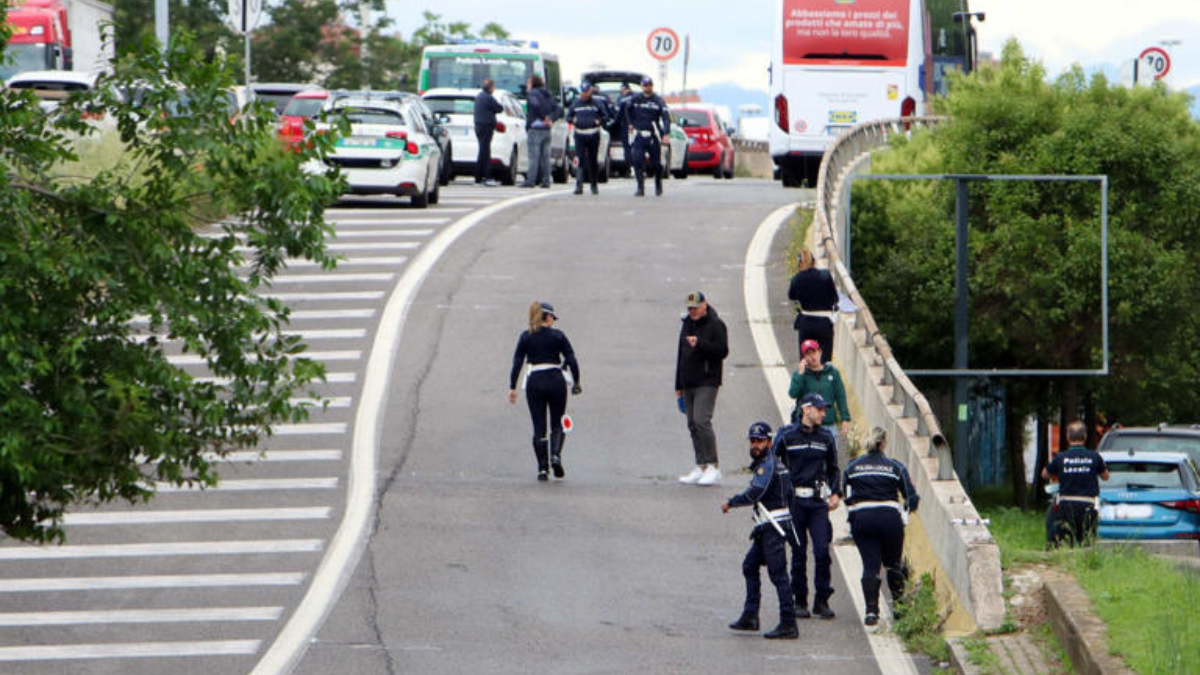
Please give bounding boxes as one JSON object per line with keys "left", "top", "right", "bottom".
{"left": 769, "top": 0, "right": 976, "bottom": 186}
{"left": 419, "top": 40, "right": 570, "bottom": 181}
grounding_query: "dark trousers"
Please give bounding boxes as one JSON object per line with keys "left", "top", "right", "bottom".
{"left": 525, "top": 370, "right": 567, "bottom": 472}
{"left": 849, "top": 507, "right": 907, "bottom": 613}
{"left": 1052, "top": 499, "right": 1098, "bottom": 547}
{"left": 788, "top": 497, "right": 833, "bottom": 606}
{"left": 743, "top": 523, "right": 798, "bottom": 622}
{"left": 794, "top": 314, "right": 834, "bottom": 364}
{"left": 574, "top": 132, "right": 600, "bottom": 188}
{"left": 631, "top": 133, "right": 662, "bottom": 187}
{"left": 683, "top": 386, "right": 719, "bottom": 466}
{"left": 475, "top": 125, "right": 494, "bottom": 183}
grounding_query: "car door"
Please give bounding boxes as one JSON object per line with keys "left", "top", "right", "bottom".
{"left": 502, "top": 94, "right": 529, "bottom": 173}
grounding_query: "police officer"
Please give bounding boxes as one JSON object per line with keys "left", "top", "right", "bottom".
{"left": 473, "top": 78, "right": 504, "bottom": 186}
{"left": 566, "top": 82, "right": 610, "bottom": 195}
{"left": 611, "top": 82, "right": 635, "bottom": 177}
{"left": 509, "top": 302, "right": 582, "bottom": 481}
{"left": 722, "top": 422, "right": 799, "bottom": 640}
{"left": 1041, "top": 420, "right": 1109, "bottom": 547}
{"left": 621, "top": 76, "right": 670, "bottom": 197}
{"left": 844, "top": 428, "right": 919, "bottom": 626}
{"left": 774, "top": 392, "right": 841, "bottom": 619}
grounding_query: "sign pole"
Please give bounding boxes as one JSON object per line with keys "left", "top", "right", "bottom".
{"left": 155, "top": 0, "right": 168, "bottom": 52}
{"left": 681, "top": 35, "right": 689, "bottom": 101}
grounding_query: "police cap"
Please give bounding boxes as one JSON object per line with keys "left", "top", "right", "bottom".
{"left": 800, "top": 393, "right": 828, "bottom": 409}
{"left": 747, "top": 421, "right": 773, "bottom": 440}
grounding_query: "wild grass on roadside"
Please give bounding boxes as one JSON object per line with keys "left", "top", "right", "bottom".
{"left": 785, "top": 207, "right": 814, "bottom": 275}
{"left": 893, "top": 572, "right": 950, "bottom": 664}
{"left": 978, "top": 506, "right": 1048, "bottom": 568}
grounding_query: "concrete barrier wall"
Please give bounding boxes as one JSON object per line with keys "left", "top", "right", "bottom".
{"left": 816, "top": 119, "right": 1006, "bottom": 630}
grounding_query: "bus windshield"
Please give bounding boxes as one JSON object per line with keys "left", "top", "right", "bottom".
{"left": 427, "top": 54, "right": 536, "bottom": 96}
{"left": 782, "top": 0, "right": 910, "bottom": 66}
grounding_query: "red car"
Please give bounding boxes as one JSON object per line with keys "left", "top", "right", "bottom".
{"left": 676, "top": 105, "right": 736, "bottom": 179}
{"left": 277, "top": 89, "right": 329, "bottom": 149}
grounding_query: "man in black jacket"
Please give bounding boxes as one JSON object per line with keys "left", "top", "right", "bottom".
{"left": 675, "top": 291, "right": 729, "bottom": 486}
{"left": 473, "top": 79, "right": 503, "bottom": 186}
{"left": 521, "top": 75, "right": 558, "bottom": 188}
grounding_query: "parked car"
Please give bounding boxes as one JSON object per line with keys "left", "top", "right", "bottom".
{"left": 324, "top": 90, "right": 454, "bottom": 186}
{"left": 1097, "top": 425, "right": 1200, "bottom": 472}
{"left": 251, "top": 82, "right": 322, "bottom": 117}
{"left": 277, "top": 89, "right": 329, "bottom": 149}
{"left": 304, "top": 97, "right": 442, "bottom": 207}
{"left": 5, "top": 69, "right": 96, "bottom": 111}
{"left": 1097, "top": 450, "right": 1200, "bottom": 541}
{"left": 675, "top": 103, "right": 736, "bottom": 179}
{"left": 421, "top": 87, "right": 528, "bottom": 185}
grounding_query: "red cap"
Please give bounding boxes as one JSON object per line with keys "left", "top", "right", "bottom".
{"left": 801, "top": 339, "right": 821, "bottom": 355}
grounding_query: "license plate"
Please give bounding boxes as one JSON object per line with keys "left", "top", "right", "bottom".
{"left": 341, "top": 137, "right": 378, "bottom": 147}
{"left": 1100, "top": 504, "right": 1153, "bottom": 520}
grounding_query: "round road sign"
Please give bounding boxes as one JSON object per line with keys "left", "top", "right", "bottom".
{"left": 646, "top": 27, "right": 681, "bottom": 62}
{"left": 1139, "top": 46, "right": 1171, "bottom": 80}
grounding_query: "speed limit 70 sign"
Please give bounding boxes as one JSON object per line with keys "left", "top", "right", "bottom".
{"left": 1139, "top": 46, "right": 1171, "bottom": 80}
{"left": 647, "top": 27, "right": 681, "bottom": 62}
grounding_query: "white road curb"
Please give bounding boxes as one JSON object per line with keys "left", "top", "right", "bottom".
{"left": 250, "top": 189, "right": 566, "bottom": 675}
{"left": 743, "top": 203, "right": 919, "bottom": 675}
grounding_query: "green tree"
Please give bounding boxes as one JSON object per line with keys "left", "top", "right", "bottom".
{"left": 850, "top": 41, "right": 1200, "bottom": 500}
{"left": 114, "top": 0, "right": 240, "bottom": 65}
{"left": 0, "top": 32, "right": 346, "bottom": 542}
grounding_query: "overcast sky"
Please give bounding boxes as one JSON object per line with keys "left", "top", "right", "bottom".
{"left": 380, "top": 0, "right": 1200, "bottom": 92}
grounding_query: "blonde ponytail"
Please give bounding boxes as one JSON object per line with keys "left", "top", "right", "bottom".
{"left": 528, "top": 301, "right": 545, "bottom": 333}
{"left": 797, "top": 249, "right": 815, "bottom": 271}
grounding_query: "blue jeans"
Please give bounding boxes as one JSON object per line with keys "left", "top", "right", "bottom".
{"left": 524, "top": 127, "right": 552, "bottom": 186}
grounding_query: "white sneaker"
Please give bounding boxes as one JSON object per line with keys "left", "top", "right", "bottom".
{"left": 679, "top": 466, "right": 704, "bottom": 484}
{"left": 697, "top": 465, "right": 722, "bottom": 486}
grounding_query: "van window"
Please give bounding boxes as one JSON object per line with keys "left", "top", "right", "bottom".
{"left": 544, "top": 57, "right": 562, "bottom": 98}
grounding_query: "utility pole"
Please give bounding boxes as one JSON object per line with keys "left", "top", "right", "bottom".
{"left": 358, "top": 0, "right": 371, "bottom": 87}
{"left": 155, "top": 0, "right": 168, "bottom": 52}
{"left": 681, "top": 35, "right": 690, "bottom": 103}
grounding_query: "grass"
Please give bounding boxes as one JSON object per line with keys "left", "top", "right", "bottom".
{"left": 785, "top": 207, "right": 814, "bottom": 276}
{"left": 963, "top": 635, "right": 1002, "bottom": 674}
{"left": 978, "top": 505, "right": 1200, "bottom": 675}
{"left": 893, "top": 572, "right": 951, "bottom": 664}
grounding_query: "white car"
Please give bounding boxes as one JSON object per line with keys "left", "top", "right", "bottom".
{"left": 306, "top": 98, "right": 442, "bottom": 207}
{"left": 607, "top": 121, "right": 688, "bottom": 179}
{"left": 422, "top": 87, "right": 528, "bottom": 185}
{"left": 5, "top": 70, "right": 97, "bottom": 112}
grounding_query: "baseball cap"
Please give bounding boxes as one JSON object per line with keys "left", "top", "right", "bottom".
{"left": 685, "top": 291, "right": 706, "bottom": 308}
{"left": 747, "top": 421, "right": 773, "bottom": 440}
{"left": 801, "top": 339, "right": 821, "bottom": 355}
{"left": 539, "top": 302, "right": 557, "bottom": 318}
{"left": 641, "top": 76, "right": 653, "bottom": 86}
{"left": 800, "top": 393, "right": 828, "bottom": 409}
{"left": 581, "top": 81, "right": 593, "bottom": 90}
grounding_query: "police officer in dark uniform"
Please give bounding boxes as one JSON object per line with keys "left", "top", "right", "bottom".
{"left": 844, "top": 428, "right": 919, "bottom": 626}
{"left": 509, "top": 302, "right": 582, "bottom": 481}
{"left": 473, "top": 78, "right": 504, "bottom": 186}
{"left": 774, "top": 392, "right": 841, "bottom": 620}
{"left": 611, "top": 82, "right": 635, "bottom": 177}
{"left": 1041, "top": 420, "right": 1109, "bottom": 547}
{"left": 788, "top": 249, "right": 839, "bottom": 364}
{"left": 620, "top": 76, "right": 670, "bottom": 197}
{"left": 566, "top": 82, "right": 610, "bottom": 195}
{"left": 722, "top": 421, "right": 799, "bottom": 640}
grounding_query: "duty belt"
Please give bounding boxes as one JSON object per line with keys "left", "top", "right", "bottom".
{"left": 847, "top": 500, "right": 902, "bottom": 513}
{"left": 574, "top": 127, "right": 601, "bottom": 135}
{"left": 793, "top": 304, "right": 837, "bottom": 319}
{"left": 636, "top": 129, "right": 657, "bottom": 137}
{"left": 752, "top": 504, "right": 790, "bottom": 535}
{"left": 795, "top": 487, "right": 817, "bottom": 498}
{"left": 521, "top": 363, "right": 564, "bottom": 390}
{"left": 1057, "top": 495, "right": 1099, "bottom": 507}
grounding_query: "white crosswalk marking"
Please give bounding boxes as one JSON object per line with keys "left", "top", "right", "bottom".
{"left": 0, "top": 573, "right": 304, "bottom": 592}
{"left": 288, "top": 309, "right": 375, "bottom": 319}
{"left": 166, "top": 351, "right": 361, "bottom": 365}
{"left": 283, "top": 329, "right": 367, "bottom": 340}
{"left": 282, "top": 256, "right": 410, "bottom": 267}
{"left": 273, "top": 422, "right": 347, "bottom": 435}
{"left": 332, "top": 229, "right": 434, "bottom": 238}
{"left": 260, "top": 291, "right": 385, "bottom": 301}
{"left": 62, "top": 507, "right": 331, "bottom": 526}
{"left": 193, "top": 371, "right": 355, "bottom": 384}
{"left": 0, "top": 640, "right": 263, "bottom": 661}
{"left": 268, "top": 273, "right": 396, "bottom": 283}
{"left": 325, "top": 242, "right": 420, "bottom": 251}
{"left": 0, "top": 607, "right": 283, "bottom": 626}
{"left": 0, "top": 539, "right": 324, "bottom": 560}
{"left": 214, "top": 449, "right": 344, "bottom": 463}
{"left": 153, "top": 478, "right": 339, "bottom": 492}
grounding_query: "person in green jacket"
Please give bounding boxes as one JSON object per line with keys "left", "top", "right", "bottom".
{"left": 788, "top": 340, "right": 850, "bottom": 437}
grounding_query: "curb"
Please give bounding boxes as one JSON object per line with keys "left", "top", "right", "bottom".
{"left": 1044, "top": 578, "right": 1135, "bottom": 675}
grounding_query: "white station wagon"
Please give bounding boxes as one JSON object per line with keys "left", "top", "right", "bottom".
{"left": 421, "top": 87, "right": 529, "bottom": 185}
{"left": 306, "top": 98, "right": 443, "bottom": 207}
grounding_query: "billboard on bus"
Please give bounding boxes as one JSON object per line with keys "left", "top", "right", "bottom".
{"left": 782, "top": 0, "right": 911, "bottom": 67}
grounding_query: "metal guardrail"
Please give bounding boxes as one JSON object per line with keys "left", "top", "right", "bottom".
{"left": 812, "top": 116, "right": 954, "bottom": 473}
{"left": 809, "top": 115, "right": 1007, "bottom": 630}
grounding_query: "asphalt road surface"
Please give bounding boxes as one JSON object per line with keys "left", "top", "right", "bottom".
{"left": 294, "top": 178, "right": 901, "bottom": 675}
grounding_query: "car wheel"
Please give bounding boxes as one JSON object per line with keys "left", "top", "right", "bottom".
{"left": 411, "top": 186, "right": 429, "bottom": 208}
{"left": 664, "top": 147, "right": 672, "bottom": 179}
{"left": 439, "top": 149, "right": 452, "bottom": 185}
{"left": 599, "top": 148, "right": 611, "bottom": 184}
{"left": 714, "top": 154, "right": 725, "bottom": 179}
{"left": 552, "top": 154, "right": 568, "bottom": 183}
{"left": 501, "top": 147, "right": 517, "bottom": 186}
{"left": 724, "top": 155, "right": 735, "bottom": 180}
{"left": 429, "top": 171, "right": 440, "bottom": 205}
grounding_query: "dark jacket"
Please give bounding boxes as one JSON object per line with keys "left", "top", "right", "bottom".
{"left": 526, "top": 86, "right": 557, "bottom": 129}
{"left": 674, "top": 306, "right": 728, "bottom": 390}
{"left": 509, "top": 327, "right": 581, "bottom": 390}
{"left": 473, "top": 89, "right": 503, "bottom": 127}
{"left": 566, "top": 96, "right": 610, "bottom": 130}
{"left": 1046, "top": 446, "right": 1108, "bottom": 497}
{"left": 774, "top": 422, "right": 841, "bottom": 496}
{"left": 844, "top": 450, "right": 919, "bottom": 512}
{"left": 727, "top": 450, "right": 794, "bottom": 520}
{"left": 788, "top": 268, "right": 838, "bottom": 312}
{"left": 622, "top": 92, "right": 671, "bottom": 134}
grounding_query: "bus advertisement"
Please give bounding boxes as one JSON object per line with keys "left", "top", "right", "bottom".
{"left": 770, "top": 0, "right": 975, "bottom": 187}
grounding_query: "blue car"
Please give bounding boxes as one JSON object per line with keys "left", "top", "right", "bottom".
{"left": 1097, "top": 451, "right": 1200, "bottom": 541}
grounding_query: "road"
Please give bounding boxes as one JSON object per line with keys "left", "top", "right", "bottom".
{"left": 0, "top": 177, "right": 927, "bottom": 674}
{"left": 293, "top": 178, "right": 901, "bottom": 674}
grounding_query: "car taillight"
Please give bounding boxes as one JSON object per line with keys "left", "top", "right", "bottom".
{"left": 900, "top": 96, "right": 916, "bottom": 118}
{"left": 1160, "top": 499, "right": 1200, "bottom": 514}
{"left": 406, "top": 141, "right": 419, "bottom": 154}
{"left": 774, "top": 94, "right": 788, "bottom": 132}
{"left": 495, "top": 121, "right": 507, "bottom": 133}
{"left": 386, "top": 131, "right": 408, "bottom": 140}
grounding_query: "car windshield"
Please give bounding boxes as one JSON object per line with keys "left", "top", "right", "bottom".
{"left": 1103, "top": 462, "right": 1184, "bottom": 489}
{"left": 675, "top": 110, "right": 710, "bottom": 128}
{"left": 427, "top": 55, "right": 534, "bottom": 96}
{"left": 1104, "top": 435, "right": 1200, "bottom": 467}
{"left": 283, "top": 97, "right": 325, "bottom": 119}
{"left": 423, "top": 97, "right": 474, "bottom": 115}
{"left": 338, "top": 107, "right": 406, "bottom": 126}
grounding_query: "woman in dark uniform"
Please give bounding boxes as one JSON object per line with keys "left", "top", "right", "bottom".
{"left": 843, "top": 428, "right": 919, "bottom": 626}
{"left": 788, "top": 249, "right": 839, "bottom": 364}
{"left": 509, "top": 302, "right": 582, "bottom": 481}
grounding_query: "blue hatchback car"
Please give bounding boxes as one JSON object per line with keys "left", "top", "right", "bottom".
{"left": 1098, "top": 451, "right": 1200, "bottom": 541}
